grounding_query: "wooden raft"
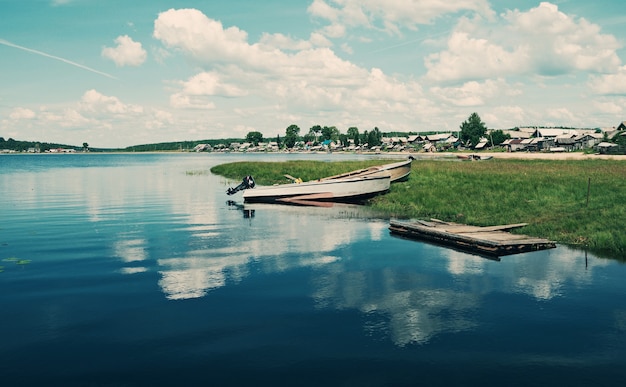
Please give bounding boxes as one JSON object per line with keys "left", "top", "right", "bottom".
{"left": 389, "top": 219, "right": 556, "bottom": 257}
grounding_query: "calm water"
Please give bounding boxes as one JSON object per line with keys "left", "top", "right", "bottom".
{"left": 1, "top": 153, "right": 625, "bottom": 386}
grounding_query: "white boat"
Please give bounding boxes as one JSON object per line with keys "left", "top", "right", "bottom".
{"left": 237, "top": 172, "right": 391, "bottom": 204}
{"left": 457, "top": 154, "right": 493, "bottom": 161}
{"left": 321, "top": 157, "right": 413, "bottom": 183}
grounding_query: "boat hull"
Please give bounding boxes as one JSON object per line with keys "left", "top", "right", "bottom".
{"left": 322, "top": 158, "right": 412, "bottom": 183}
{"left": 242, "top": 173, "right": 391, "bottom": 204}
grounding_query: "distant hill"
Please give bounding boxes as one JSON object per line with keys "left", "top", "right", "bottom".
{"left": 1, "top": 131, "right": 422, "bottom": 153}
{"left": 0, "top": 137, "right": 90, "bottom": 153}
{"left": 122, "top": 139, "right": 244, "bottom": 152}
{"left": 0, "top": 137, "right": 247, "bottom": 153}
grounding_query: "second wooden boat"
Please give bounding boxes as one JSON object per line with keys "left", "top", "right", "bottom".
{"left": 321, "top": 157, "right": 413, "bottom": 183}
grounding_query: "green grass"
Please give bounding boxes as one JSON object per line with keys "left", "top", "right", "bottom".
{"left": 211, "top": 158, "right": 626, "bottom": 258}
{"left": 210, "top": 160, "right": 399, "bottom": 186}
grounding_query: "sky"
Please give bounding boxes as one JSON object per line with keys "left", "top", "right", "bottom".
{"left": 1, "top": 0, "right": 626, "bottom": 148}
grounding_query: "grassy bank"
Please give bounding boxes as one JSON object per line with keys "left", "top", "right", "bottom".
{"left": 211, "top": 158, "right": 626, "bottom": 258}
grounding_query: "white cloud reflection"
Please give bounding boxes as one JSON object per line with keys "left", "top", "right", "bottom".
{"left": 2, "top": 157, "right": 615, "bottom": 347}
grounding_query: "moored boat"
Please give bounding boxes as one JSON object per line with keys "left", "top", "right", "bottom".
{"left": 457, "top": 154, "right": 493, "bottom": 161}
{"left": 321, "top": 157, "right": 413, "bottom": 183}
{"left": 227, "top": 171, "right": 391, "bottom": 204}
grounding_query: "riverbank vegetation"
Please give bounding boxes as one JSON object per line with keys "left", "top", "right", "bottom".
{"left": 211, "top": 158, "right": 626, "bottom": 258}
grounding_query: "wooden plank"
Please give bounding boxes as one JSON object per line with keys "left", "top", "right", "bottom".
{"left": 451, "top": 223, "right": 528, "bottom": 233}
{"left": 389, "top": 219, "right": 556, "bottom": 257}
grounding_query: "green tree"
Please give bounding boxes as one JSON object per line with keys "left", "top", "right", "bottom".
{"left": 360, "top": 130, "right": 369, "bottom": 147}
{"left": 309, "top": 125, "right": 322, "bottom": 144}
{"left": 303, "top": 131, "right": 315, "bottom": 144}
{"left": 460, "top": 113, "right": 487, "bottom": 148}
{"left": 367, "top": 127, "right": 382, "bottom": 147}
{"left": 245, "top": 131, "right": 263, "bottom": 146}
{"left": 487, "top": 130, "right": 510, "bottom": 147}
{"left": 284, "top": 124, "right": 300, "bottom": 148}
{"left": 338, "top": 134, "right": 348, "bottom": 147}
{"left": 347, "top": 127, "right": 359, "bottom": 146}
{"left": 321, "top": 126, "right": 340, "bottom": 142}
{"left": 82, "top": 142, "right": 89, "bottom": 152}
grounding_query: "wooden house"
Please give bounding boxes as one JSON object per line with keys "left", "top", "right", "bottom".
{"left": 502, "top": 138, "right": 526, "bottom": 152}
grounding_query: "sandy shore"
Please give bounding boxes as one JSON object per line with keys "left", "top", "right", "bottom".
{"left": 409, "top": 151, "right": 626, "bottom": 161}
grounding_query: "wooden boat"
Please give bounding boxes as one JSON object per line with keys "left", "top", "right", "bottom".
{"left": 240, "top": 172, "right": 391, "bottom": 204}
{"left": 321, "top": 157, "right": 413, "bottom": 183}
{"left": 457, "top": 154, "right": 492, "bottom": 161}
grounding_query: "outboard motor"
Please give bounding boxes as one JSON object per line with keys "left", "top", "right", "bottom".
{"left": 227, "top": 175, "right": 255, "bottom": 195}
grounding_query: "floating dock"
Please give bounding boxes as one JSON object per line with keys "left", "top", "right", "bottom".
{"left": 389, "top": 219, "right": 556, "bottom": 257}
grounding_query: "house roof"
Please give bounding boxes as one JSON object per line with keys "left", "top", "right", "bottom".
{"left": 598, "top": 142, "right": 618, "bottom": 148}
{"left": 499, "top": 129, "right": 531, "bottom": 139}
{"left": 534, "top": 129, "right": 578, "bottom": 137}
{"left": 426, "top": 133, "right": 453, "bottom": 141}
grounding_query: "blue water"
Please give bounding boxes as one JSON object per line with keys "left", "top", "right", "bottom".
{"left": 1, "top": 153, "right": 625, "bottom": 386}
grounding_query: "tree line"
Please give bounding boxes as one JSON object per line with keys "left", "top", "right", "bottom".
{"left": 257, "top": 125, "right": 385, "bottom": 149}
{"left": 11, "top": 112, "right": 618, "bottom": 153}
{"left": 248, "top": 113, "right": 506, "bottom": 149}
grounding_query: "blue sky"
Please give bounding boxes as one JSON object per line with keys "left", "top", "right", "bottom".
{"left": 1, "top": 0, "right": 625, "bottom": 148}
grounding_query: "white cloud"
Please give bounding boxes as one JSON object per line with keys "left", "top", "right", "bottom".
{"left": 308, "top": 0, "right": 493, "bottom": 36}
{"left": 503, "top": 2, "right": 621, "bottom": 74}
{"left": 431, "top": 79, "right": 517, "bottom": 107}
{"left": 145, "top": 109, "right": 174, "bottom": 129}
{"left": 153, "top": 8, "right": 425, "bottom": 117}
{"left": 589, "top": 65, "right": 626, "bottom": 95}
{"left": 179, "top": 72, "right": 247, "bottom": 98}
{"left": 9, "top": 107, "right": 35, "bottom": 120}
{"left": 484, "top": 106, "right": 527, "bottom": 129}
{"left": 425, "top": 29, "right": 522, "bottom": 83}
{"left": 153, "top": 9, "right": 251, "bottom": 65}
{"left": 101, "top": 35, "right": 147, "bottom": 67}
{"left": 546, "top": 107, "right": 576, "bottom": 123}
{"left": 425, "top": 2, "right": 623, "bottom": 83}
{"left": 80, "top": 89, "right": 144, "bottom": 115}
{"left": 593, "top": 100, "right": 624, "bottom": 115}
{"left": 168, "top": 72, "right": 246, "bottom": 109}
{"left": 259, "top": 33, "right": 313, "bottom": 51}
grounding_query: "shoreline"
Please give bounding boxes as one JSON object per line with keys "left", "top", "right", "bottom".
{"left": 4, "top": 150, "right": 626, "bottom": 160}
{"left": 388, "top": 151, "right": 626, "bottom": 161}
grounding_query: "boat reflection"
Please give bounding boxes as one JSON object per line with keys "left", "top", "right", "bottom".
{"left": 227, "top": 200, "right": 255, "bottom": 218}
{"left": 231, "top": 200, "right": 386, "bottom": 220}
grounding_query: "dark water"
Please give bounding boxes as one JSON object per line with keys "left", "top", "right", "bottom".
{"left": 1, "top": 153, "right": 625, "bottom": 386}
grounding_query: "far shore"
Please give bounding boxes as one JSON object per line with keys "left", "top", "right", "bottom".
{"left": 3, "top": 149, "right": 626, "bottom": 160}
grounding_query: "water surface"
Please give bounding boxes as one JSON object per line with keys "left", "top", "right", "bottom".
{"left": 1, "top": 153, "right": 625, "bottom": 386}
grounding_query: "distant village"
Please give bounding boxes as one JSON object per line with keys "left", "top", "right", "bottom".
{"left": 2, "top": 122, "right": 625, "bottom": 155}
{"left": 193, "top": 122, "right": 626, "bottom": 155}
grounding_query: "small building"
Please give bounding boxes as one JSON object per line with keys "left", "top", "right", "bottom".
{"left": 193, "top": 144, "right": 211, "bottom": 152}
{"left": 596, "top": 142, "right": 619, "bottom": 154}
{"left": 522, "top": 137, "right": 552, "bottom": 152}
{"left": 502, "top": 138, "right": 526, "bottom": 152}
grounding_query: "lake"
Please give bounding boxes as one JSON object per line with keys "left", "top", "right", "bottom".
{"left": 1, "top": 153, "right": 625, "bottom": 386}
